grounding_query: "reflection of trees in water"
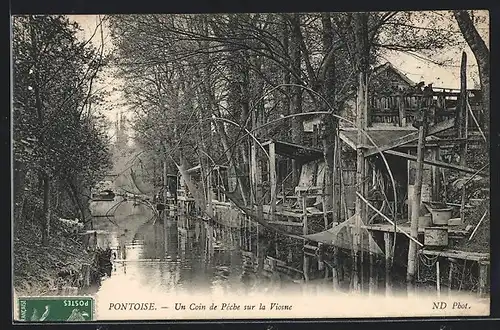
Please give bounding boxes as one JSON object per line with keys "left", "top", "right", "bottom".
{"left": 97, "top": 206, "right": 300, "bottom": 295}
{"left": 134, "top": 221, "right": 166, "bottom": 260}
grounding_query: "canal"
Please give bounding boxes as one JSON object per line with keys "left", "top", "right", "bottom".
{"left": 85, "top": 196, "right": 489, "bottom": 320}
{"left": 89, "top": 198, "right": 307, "bottom": 303}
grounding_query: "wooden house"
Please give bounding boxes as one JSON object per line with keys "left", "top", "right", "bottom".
{"left": 176, "top": 163, "right": 244, "bottom": 229}
{"left": 254, "top": 59, "right": 489, "bottom": 294}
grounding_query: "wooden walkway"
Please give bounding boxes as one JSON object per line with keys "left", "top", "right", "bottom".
{"left": 420, "top": 248, "right": 489, "bottom": 262}
{"left": 362, "top": 222, "right": 470, "bottom": 236}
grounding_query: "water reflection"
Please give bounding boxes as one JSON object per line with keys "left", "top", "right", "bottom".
{"left": 93, "top": 201, "right": 249, "bottom": 297}
{"left": 95, "top": 201, "right": 339, "bottom": 300}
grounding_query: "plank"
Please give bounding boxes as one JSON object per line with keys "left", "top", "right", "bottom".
{"left": 365, "top": 118, "right": 455, "bottom": 157}
{"left": 277, "top": 195, "right": 300, "bottom": 199}
{"left": 269, "top": 142, "right": 277, "bottom": 219}
{"left": 384, "top": 150, "right": 487, "bottom": 176}
{"left": 212, "top": 200, "right": 231, "bottom": 207}
{"left": 421, "top": 249, "right": 489, "bottom": 262}
{"left": 360, "top": 223, "right": 469, "bottom": 236}
{"left": 267, "top": 220, "right": 304, "bottom": 227}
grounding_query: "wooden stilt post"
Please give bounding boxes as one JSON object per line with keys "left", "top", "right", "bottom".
{"left": 248, "top": 218, "right": 252, "bottom": 252}
{"left": 163, "top": 161, "right": 168, "bottom": 221}
{"left": 369, "top": 232, "right": 376, "bottom": 295}
{"left": 384, "top": 232, "right": 393, "bottom": 296}
{"left": 436, "top": 260, "right": 441, "bottom": 298}
{"left": 407, "top": 92, "right": 429, "bottom": 294}
{"left": 269, "top": 142, "right": 277, "bottom": 221}
{"left": 318, "top": 243, "right": 324, "bottom": 271}
{"left": 354, "top": 71, "right": 368, "bottom": 293}
{"left": 332, "top": 251, "right": 339, "bottom": 290}
{"left": 352, "top": 12, "right": 370, "bottom": 293}
{"left": 206, "top": 165, "right": 214, "bottom": 221}
{"left": 302, "top": 194, "right": 310, "bottom": 282}
{"left": 360, "top": 158, "right": 369, "bottom": 292}
{"left": 431, "top": 148, "right": 440, "bottom": 202}
{"left": 478, "top": 261, "right": 488, "bottom": 298}
{"left": 458, "top": 52, "right": 469, "bottom": 224}
{"left": 333, "top": 244, "right": 341, "bottom": 289}
{"left": 332, "top": 132, "right": 339, "bottom": 221}
{"left": 239, "top": 218, "right": 243, "bottom": 247}
{"left": 448, "top": 258, "right": 455, "bottom": 296}
{"left": 398, "top": 92, "right": 407, "bottom": 127}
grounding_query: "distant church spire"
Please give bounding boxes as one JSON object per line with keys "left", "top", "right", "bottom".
{"left": 115, "top": 111, "right": 128, "bottom": 148}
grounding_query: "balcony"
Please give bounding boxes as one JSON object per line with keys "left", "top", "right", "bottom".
{"left": 368, "top": 89, "right": 484, "bottom": 131}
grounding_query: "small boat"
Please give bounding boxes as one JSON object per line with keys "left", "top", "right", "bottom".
{"left": 91, "top": 189, "right": 116, "bottom": 201}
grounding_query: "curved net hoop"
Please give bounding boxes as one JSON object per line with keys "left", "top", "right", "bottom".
{"left": 304, "top": 214, "right": 384, "bottom": 255}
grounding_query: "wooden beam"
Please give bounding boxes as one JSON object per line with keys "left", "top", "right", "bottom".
{"left": 266, "top": 220, "right": 304, "bottom": 227}
{"left": 398, "top": 94, "right": 406, "bottom": 127}
{"left": 421, "top": 249, "right": 489, "bottom": 262}
{"left": 356, "top": 192, "right": 424, "bottom": 247}
{"left": 407, "top": 103, "right": 427, "bottom": 293}
{"left": 383, "top": 149, "right": 487, "bottom": 176}
{"left": 302, "top": 193, "right": 309, "bottom": 282}
{"left": 431, "top": 148, "right": 440, "bottom": 201}
{"left": 365, "top": 118, "right": 455, "bottom": 157}
{"left": 459, "top": 52, "right": 469, "bottom": 224}
{"left": 339, "top": 131, "right": 358, "bottom": 151}
{"left": 478, "top": 261, "right": 489, "bottom": 297}
{"left": 269, "top": 142, "right": 277, "bottom": 220}
{"left": 448, "top": 258, "right": 455, "bottom": 296}
{"left": 384, "top": 232, "right": 393, "bottom": 297}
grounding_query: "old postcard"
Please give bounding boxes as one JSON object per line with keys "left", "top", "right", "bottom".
{"left": 11, "top": 10, "right": 490, "bottom": 322}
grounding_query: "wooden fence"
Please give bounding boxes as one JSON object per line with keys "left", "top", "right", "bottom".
{"left": 369, "top": 89, "right": 484, "bottom": 129}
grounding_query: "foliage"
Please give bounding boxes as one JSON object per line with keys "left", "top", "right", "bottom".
{"left": 107, "top": 11, "right": 471, "bottom": 250}
{"left": 12, "top": 15, "right": 112, "bottom": 239}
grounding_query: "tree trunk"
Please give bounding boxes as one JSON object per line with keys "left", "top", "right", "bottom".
{"left": 13, "top": 160, "right": 27, "bottom": 221}
{"left": 41, "top": 174, "right": 51, "bottom": 245}
{"left": 281, "top": 14, "right": 291, "bottom": 141}
{"left": 406, "top": 96, "right": 428, "bottom": 293}
{"left": 214, "top": 117, "right": 249, "bottom": 205}
{"left": 240, "top": 50, "right": 251, "bottom": 166}
{"left": 30, "top": 17, "right": 52, "bottom": 245}
{"left": 224, "top": 16, "right": 251, "bottom": 194}
{"left": 320, "top": 13, "right": 337, "bottom": 214}
{"left": 453, "top": 10, "right": 490, "bottom": 141}
{"left": 289, "top": 13, "right": 304, "bottom": 185}
{"left": 194, "top": 30, "right": 250, "bottom": 206}
{"left": 353, "top": 12, "right": 370, "bottom": 293}
{"left": 65, "top": 180, "right": 86, "bottom": 223}
{"left": 163, "top": 160, "right": 169, "bottom": 206}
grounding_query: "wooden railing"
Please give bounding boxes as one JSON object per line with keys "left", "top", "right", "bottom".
{"left": 369, "top": 89, "right": 484, "bottom": 129}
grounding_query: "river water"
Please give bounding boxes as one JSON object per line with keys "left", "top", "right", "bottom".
{"left": 90, "top": 198, "right": 300, "bottom": 300}
{"left": 84, "top": 198, "right": 490, "bottom": 320}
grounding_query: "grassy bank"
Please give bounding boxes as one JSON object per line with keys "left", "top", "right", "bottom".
{"left": 454, "top": 204, "right": 489, "bottom": 253}
{"left": 13, "top": 214, "right": 97, "bottom": 297}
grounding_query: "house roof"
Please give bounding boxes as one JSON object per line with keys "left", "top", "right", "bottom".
{"left": 262, "top": 140, "right": 324, "bottom": 161}
{"left": 372, "top": 62, "right": 416, "bottom": 86}
{"left": 339, "top": 127, "right": 439, "bottom": 151}
{"left": 378, "top": 50, "right": 481, "bottom": 90}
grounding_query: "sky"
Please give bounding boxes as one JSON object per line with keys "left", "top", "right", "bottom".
{"left": 67, "top": 15, "right": 128, "bottom": 141}
{"left": 378, "top": 10, "right": 489, "bottom": 89}
{"left": 66, "top": 11, "right": 490, "bottom": 134}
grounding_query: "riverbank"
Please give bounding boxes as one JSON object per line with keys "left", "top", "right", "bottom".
{"left": 13, "top": 215, "right": 103, "bottom": 297}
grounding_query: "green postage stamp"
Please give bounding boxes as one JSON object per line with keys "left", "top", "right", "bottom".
{"left": 17, "top": 297, "right": 94, "bottom": 322}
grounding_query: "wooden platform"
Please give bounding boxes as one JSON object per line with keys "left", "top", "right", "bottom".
{"left": 361, "top": 222, "right": 470, "bottom": 236}
{"left": 420, "top": 248, "right": 489, "bottom": 262}
{"left": 212, "top": 200, "right": 231, "bottom": 207}
{"left": 262, "top": 204, "right": 331, "bottom": 218}
{"left": 177, "top": 196, "right": 195, "bottom": 202}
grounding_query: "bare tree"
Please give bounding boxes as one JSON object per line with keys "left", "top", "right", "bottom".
{"left": 453, "top": 10, "right": 490, "bottom": 140}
